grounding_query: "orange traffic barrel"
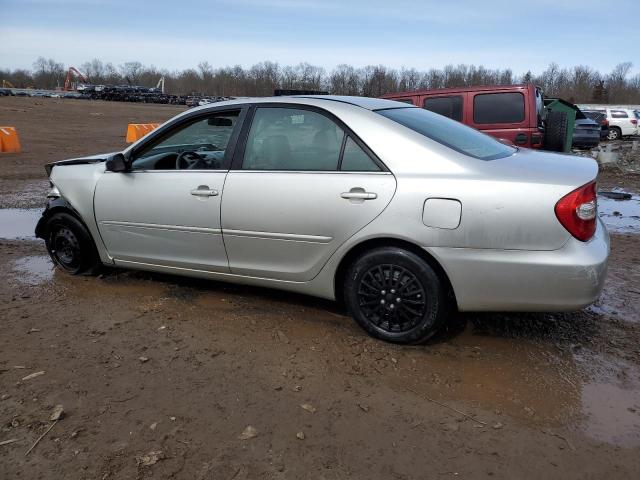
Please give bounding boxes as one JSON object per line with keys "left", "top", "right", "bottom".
{"left": 125, "top": 123, "right": 160, "bottom": 143}
{"left": 0, "top": 127, "right": 22, "bottom": 153}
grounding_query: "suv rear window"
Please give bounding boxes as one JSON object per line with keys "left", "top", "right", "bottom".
{"left": 473, "top": 92, "right": 525, "bottom": 124}
{"left": 377, "top": 107, "right": 515, "bottom": 161}
{"left": 423, "top": 96, "right": 463, "bottom": 121}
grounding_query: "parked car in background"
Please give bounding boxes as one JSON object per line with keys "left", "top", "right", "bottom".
{"left": 0, "top": 88, "right": 13, "bottom": 96}
{"left": 572, "top": 117, "right": 601, "bottom": 149}
{"left": 581, "top": 107, "right": 638, "bottom": 139}
{"left": 382, "top": 84, "right": 572, "bottom": 152}
{"left": 35, "top": 96, "right": 609, "bottom": 344}
{"left": 582, "top": 110, "right": 610, "bottom": 140}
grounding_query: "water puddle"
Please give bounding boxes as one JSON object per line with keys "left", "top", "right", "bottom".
{"left": 0, "top": 208, "right": 41, "bottom": 239}
{"left": 11, "top": 255, "right": 54, "bottom": 285}
{"left": 581, "top": 380, "right": 640, "bottom": 447}
{"left": 598, "top": 193, "right": 640, "bottom": 234}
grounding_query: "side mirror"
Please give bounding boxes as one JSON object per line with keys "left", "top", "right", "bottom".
{"left": 105, "top": 153, "right": 128, "bottom": 172}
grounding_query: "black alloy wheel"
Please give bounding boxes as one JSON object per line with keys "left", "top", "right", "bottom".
{"left": 344, "top": 247, "right": 450, "bottom": 344}
{"left": 357, "top": 264, "right": 427, "bottom": 333}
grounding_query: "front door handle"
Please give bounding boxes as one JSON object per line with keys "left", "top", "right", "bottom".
{"left": 191, "top": 185, "right": 219, "bottom": 197}
{"left": 341, "top": 191, "right": 377, "bottom": 200}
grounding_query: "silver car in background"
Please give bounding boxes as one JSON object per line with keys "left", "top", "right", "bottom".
{"left": 36, "top": 96, "right": 609, "bottom": 344}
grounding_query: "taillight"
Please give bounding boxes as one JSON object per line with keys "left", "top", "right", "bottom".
{"left": 602, "top": 119, "right": 609, "bottom": 126}
{"left": 554, "top": 181, "right": 597, "bottom": 242}
{"left": 631, "top": 119, "right": 638, "bottom": 125}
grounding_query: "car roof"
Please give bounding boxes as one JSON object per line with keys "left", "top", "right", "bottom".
{"left": 296, "top": 95, "right": 415, "bottom": 111}
{"left": 191, "top": 95, "right": 415, "bottom": 113}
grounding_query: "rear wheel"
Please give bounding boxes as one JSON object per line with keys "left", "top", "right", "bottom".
{"left": 544, "top": 110, "right": 568, "bottom": 152}
{"left": 607, "top": 127, "right": 621, "bottom": 140}
{"left": 344, "top": 247, "right": 449, "bottom": 344}
{"left": 44, "top": 212, "right": 100, "bottom": 275}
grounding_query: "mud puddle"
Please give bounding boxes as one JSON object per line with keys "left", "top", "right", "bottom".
{"left": 598, "top": 193, "right": 640, "bottom": 234}
{"left": 581, "top": 379, "right": 640, "bottom": 447}
{"left": 0, "top": 208, "right": 41, "bottom": 239}
{"left": 10, "top": 255, "right": 54, "bottom": 286}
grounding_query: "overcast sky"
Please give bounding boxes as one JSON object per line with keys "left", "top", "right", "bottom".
{"left": 1, "top": 0, "right": 638, "bottom": 75}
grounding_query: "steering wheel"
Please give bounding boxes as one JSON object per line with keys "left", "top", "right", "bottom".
{"left": 176, "top": 150, "right": 206, "bottom": 170}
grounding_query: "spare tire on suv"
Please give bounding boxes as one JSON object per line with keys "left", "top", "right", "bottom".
{"left": 544, "top": 110, "right": 568, "bottom": 152}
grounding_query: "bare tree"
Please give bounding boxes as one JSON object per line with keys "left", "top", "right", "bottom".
{"left": 119, "top": 61, "right": 144, "bottom": 85}
{"left": 3, "top": 57, "right": 640, "bottom": 104}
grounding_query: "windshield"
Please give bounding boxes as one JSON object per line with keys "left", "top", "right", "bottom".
{"left": 377, "top": 107, "right": 515, "bottom": 161}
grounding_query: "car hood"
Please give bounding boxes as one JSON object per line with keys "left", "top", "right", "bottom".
{"left": 45, "top": 152, "right": 117, "bottom": 176}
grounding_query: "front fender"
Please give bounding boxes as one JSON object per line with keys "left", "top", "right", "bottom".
{"left": 35, "top": 197, "right": 81, "bottom": 239}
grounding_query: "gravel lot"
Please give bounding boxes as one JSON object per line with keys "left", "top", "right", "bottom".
{"left": 1, "top": 97, "right": 639, "bottom": 479}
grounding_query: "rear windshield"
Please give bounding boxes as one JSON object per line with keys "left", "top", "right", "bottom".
{"left": 377, "top": 107, "right": 515, "bottom": 161}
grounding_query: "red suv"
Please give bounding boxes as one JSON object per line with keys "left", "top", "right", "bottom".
{"left": 382, "top": 84, "right": 546, "bottom": 149}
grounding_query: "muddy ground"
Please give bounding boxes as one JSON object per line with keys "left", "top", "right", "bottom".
{"left": 1, "top": 97, "right": 639, "bottom": 479}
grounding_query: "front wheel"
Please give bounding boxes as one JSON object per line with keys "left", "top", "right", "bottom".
{"left": 344, "top": 247, "right": 450, "bottom": 344}
{"left": 44, "top": 212, "right": 101, "bottom": 275}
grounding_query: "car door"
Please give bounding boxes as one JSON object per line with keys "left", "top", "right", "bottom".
{"left": 94, "top": 108, "right": 245, "bottom": 272}
{"left": 221, "top": 105, "right": 396, "bottom": 282}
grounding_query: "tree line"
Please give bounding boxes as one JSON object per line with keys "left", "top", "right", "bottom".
{"left": 2, "top": 57, "right": 639, "bottom": 104}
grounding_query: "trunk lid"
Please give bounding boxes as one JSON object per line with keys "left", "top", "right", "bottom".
{"left": 453, "top": 149, "right": 600, "bottom": 251}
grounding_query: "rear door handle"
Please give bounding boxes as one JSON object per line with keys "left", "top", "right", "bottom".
{"left": 191, "top": 186, "right": 219, "bottom": 197}
{"left": 341, "top": 191, "right": 377, "bottom": 200}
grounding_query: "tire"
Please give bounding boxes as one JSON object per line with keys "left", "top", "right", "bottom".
{"left": 344, "top": 247, "right": 449, "bottom": 344}
{"left": 544, "top": 110, "right": 568, "bottom": 152}
{"left": 43, "top": 212, "right": 101, "bottom": 275}
{"left": 607, "top": 127, "right": 621, "bottom": 141}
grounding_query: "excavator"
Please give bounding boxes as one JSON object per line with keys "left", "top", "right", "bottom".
{"left": 2, "top": 80, "right": 15, "bottom": 88}
{"left": 63, "top": 67, "right": 88, "bottom": 91}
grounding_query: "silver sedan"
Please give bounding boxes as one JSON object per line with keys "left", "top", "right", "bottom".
{"left": 36, "top": 96, "right": 609, "bottom": 344}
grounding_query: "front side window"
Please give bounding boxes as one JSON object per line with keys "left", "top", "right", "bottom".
{"left": 132, "top": 110, "right": 240, "bottom": 170}
{"left": 242, "top": 108, "right": 344, "bottom": 170}
{"left": 423, "top": 96, "right": 463, "bottom": 122}
{"left": 473, "top": 92, "right": 525, "bottom": 124}
{"left": 611, "top": 110, "right": 629, "bottom": 118}
{"left": 377, "top": 107, "right": 515, "bottom": 161}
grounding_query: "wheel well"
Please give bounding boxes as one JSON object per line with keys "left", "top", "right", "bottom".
{"left": 36, "top": 204, "right": 92, "bottom": 241}
{"left": 333, "top": 237, "right": 458, "bottom": 309}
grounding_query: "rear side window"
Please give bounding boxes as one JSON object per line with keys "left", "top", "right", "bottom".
{"left": 584, "top": 111, "right": 605, "bottom": 123}
{"left": 611, "top": 110, "right": 628, "bottom": 118}
{"left": 423, "top": 96, "right": 463, "bottom": 121}
{"left": 341, "top": 137, "right": 380, "bottom": 171}
{"left": 473, "top": 92, "right": 525, "bottom": 124}
{"left": 377, "top": 107, "right": 515, "bottom": 161}
{"left": 242, "top": 108, "right": 344, "bottom": 170}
